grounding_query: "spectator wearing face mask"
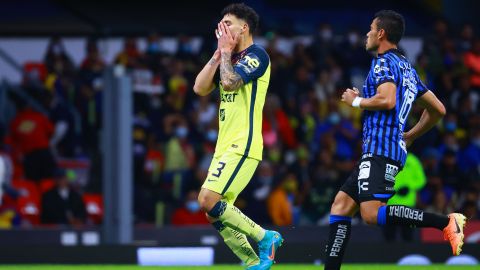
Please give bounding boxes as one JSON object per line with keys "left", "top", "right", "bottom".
{"left": 162, "top": 116, "right": 195, "bottom": 200}
{"left": 171, "top": 190, "right": 209, "bottom": 226}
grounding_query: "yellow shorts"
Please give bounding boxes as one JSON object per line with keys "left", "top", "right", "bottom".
{"left": 202, "top": 151, "right": 259, "bottom": 203}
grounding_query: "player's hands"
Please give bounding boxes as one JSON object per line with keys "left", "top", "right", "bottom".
{"left": 216, "top": 21, "right": 239, "bottom": 54}
{"left": 341, "top": 87, "right": 359, "bottom": 106}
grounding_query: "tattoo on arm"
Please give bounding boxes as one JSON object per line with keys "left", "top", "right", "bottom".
{"left": 220, "top": 51, "right": 244, "bottom": 90}
{"left": 208, "top": 57, "right": 218, "bottom": 66}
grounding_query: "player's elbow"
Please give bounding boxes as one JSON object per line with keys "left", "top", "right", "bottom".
{"left": 428, "top": 102, "right": 446, "bottom": 119}
{"left": 193, "top": 84, "right": 208, "bottom": 96}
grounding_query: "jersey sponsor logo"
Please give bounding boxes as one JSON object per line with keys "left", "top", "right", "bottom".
{"left": 221, "top": 93, "right": 238, "bottom": 103}
{"left": 398, "top": 60, "right": 418, "bottom": 130}
{"left": 388, "top": 205, "right": 424, "bottom": 221}
{"left": 329, "top": 224, "right": 348, "bottom": 257}
{"left": 244, "top": 55, "right": 260, "bottom": 68}
{"left": 374, "top": 65, "right": 390, "bottom": 74}
{"left": 237, "top": 53, "right": 261, "bottom": 73}
{"left": 359, "top": 181, "right": 369, "bottom": 191}
{"left": 358, "top": 161, "right": 371, "bottom": 180}
{"left": 385, "top": 164, "right": 399, "bottom": 182}
{"left": 219, "top": 109, "right": 225, "bottom": 121}
{"left": 385, "top": 186, "right": 395, "bottom": 191}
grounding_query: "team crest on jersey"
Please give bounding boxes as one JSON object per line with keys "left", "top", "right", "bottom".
{"left": 219, "top": 109, "right": 225, "bottom": 121}
{"left": 385, "top": 164, "right": 399, "bottom": 182}
{"left": 358, "top": 161, "right": 371, "bottom": 180}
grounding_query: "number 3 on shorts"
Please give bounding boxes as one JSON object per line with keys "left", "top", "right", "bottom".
{"left": 212, "top": 161, "right": 226, "bottom": 177}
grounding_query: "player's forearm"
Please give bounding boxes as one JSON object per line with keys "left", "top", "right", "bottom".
{"left": 359, "top": 94, "right": 396, "bottom": 111}
{"left": 220, "top": 51, "right": 243, "bottom": 91}
{"left": 405, "top": 109, "right": 442, "bottom": 141}
{"left": 193, "top": 56, "right": 220, "bottom": 96}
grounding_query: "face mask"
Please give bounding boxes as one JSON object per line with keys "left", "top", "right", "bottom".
{"left": 206, "top": 130, "right": 218, "bottom": 142}
{"left": 175, "top": 126, "right": 188, "bottom": 138}
{"left": 473, "top": 138, "right": 480, "bottom": 148}
{"left": 148, "top": 43, "right": 160, "bottom": 53}
{"left": 444, "top": 122, "right": 457, "bottom": 132}
{"left": 186, "top": 201, "right": 200, "bottom": 213}
{"left": 151, "top": 97, "right": 161, "bottom": 109}
{"left": 259, "top": 176, "right": 272, "bottom": 185}
{"left": 321, "top": 30, "right": 332, "bottom": 41}
{"left": 348, "top": 33, "right": 359, "bottom": 44}
{"left": 328, "top": 113, "right": 341, "bottom": 125}
{"left": 52, "top": 44, "right": 63, "bottom": 55}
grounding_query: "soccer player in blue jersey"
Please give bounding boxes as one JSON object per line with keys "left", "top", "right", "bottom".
{"left": 323, "top": 10, "right": 467, "bottom": 270}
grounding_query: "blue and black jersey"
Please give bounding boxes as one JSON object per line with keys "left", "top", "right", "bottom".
{"left": 361, "top": 48, "right": 429, "bottom": 166}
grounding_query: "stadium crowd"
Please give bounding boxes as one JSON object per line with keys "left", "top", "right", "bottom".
{"left": 0, "top": 19, "right": 479, "bottom": 229}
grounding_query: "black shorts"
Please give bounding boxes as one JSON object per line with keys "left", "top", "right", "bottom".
{"left": 340, "top": 154, "right": 403, "bottom": 204}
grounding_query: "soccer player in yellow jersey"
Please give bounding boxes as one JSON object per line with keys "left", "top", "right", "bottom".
{"left": 193, "top": 3, "right": 283, "bottom": 270}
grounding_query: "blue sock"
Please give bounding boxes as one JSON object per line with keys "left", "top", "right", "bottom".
{"left": 329, "top": 215, "right": 352, "bottom": 224}
{"left": 377, "top": 206, "right": 387, "bottom": 226}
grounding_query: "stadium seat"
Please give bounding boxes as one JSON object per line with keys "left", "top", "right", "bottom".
{"left": 38, "top": 178, "right": 56, "bottom": 194}
{"left": 83, "top": 193, "right": 103, "bottom": 224}
{"left": 11, "top": 179, "right": 41, "bottom": 225}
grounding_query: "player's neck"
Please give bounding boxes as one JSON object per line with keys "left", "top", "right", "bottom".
{"left": 376, "top": 42, "right": 397, "bottom": 55}
{"left": 235, "top": 36, "right": 254, "bottom": 53}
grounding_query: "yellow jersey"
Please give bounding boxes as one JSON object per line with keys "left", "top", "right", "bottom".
{"left": 214, "top": 44, "right": 270, "bottom": 161}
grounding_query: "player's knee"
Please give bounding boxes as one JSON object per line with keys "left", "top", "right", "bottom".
{"left": 331, "top": 198, "right": 351, "bottom": 216}
{"left": 360, "top": 208, "right": 378, "bottom": 225}
{"left": 198, "top": 193, "right": 215, "bottom": 212}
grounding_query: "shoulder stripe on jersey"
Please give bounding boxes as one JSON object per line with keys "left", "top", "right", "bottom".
{"left": 220, "top": 80, "right": 258, "bottom": 195}
{"left": 244, "top": 79, "right": 257, "bottom": 157}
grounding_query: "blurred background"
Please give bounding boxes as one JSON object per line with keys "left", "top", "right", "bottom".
{"left": 0, "top": 0, "right": 479, "bottom": 266}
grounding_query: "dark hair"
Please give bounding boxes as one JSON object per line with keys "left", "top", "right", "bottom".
{"left": 221, "top": 3, "right": 259, "bottom": 35}
{"left": 374, "top": 10, "right": 405, "bottom": 44}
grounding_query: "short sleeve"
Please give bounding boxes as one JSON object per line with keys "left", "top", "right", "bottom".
{"left": 234, "top": 47, "right": 269, "bottom": 84}
{"left": 414, "top": 72, "right": 429, "bottom": 98}
{"left": 372, "top": 58, "right": 396, "bottom": 89}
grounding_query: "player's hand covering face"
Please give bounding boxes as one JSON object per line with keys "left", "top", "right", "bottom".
{"left": 216, "top": 15, "right": 243, "bottom": 53}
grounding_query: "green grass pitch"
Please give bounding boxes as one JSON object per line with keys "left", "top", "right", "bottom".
{"left": 0, "top": 265, "right": 477, "bottom": 270}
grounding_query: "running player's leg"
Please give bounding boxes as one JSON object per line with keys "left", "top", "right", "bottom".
{"left": 199, "top": 152, "right": 283, "bottom": 268}
{"left": 206, "top": 213, "right": 260, "bottom": 267}
{"left": 199, "top": 153, "right": 265, "bottom": 241}
{"left": 198, "top": 155, "right": 260, "bottom": 267}
{"left": 324, "top": 171, "right": 360, "bottom": 270}
{"left": 358, "top": 156, "right": 466, "bottom": 256}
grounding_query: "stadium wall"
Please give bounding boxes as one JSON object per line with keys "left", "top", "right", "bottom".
{"left": 0, "top": 226, "right": 479, "bottom": 264}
